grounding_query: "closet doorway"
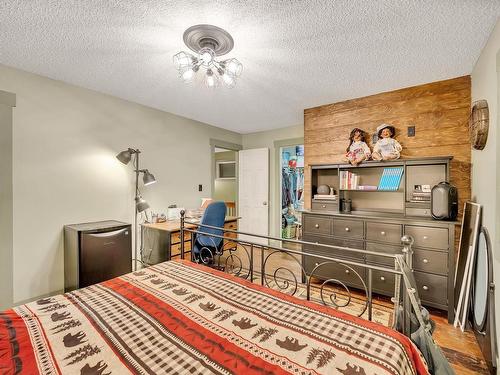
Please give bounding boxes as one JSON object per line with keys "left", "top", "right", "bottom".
{"left": 280, "top": 144, "right": 304, "bottom": 239}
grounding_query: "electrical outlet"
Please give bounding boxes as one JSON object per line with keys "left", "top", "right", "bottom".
{"left": 198, "top": 184, "right": 203, "bottom": 192}
{"left": 407, "top": 125, "right": 416, "bottom": 137}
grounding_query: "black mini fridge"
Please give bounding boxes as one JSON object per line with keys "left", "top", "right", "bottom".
{"left": 64, "top": 221, "right": 132, "bottom": 292}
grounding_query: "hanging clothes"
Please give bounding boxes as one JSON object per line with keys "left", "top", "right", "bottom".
{"left": 281, "top": 166, "right": 304, "bottom": 210}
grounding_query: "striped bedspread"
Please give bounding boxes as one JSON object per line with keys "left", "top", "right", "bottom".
{"left": 0, "top": 259, "right": 428, "bottom": 374}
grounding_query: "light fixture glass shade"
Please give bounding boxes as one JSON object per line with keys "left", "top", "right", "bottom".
{"left": 205, "top": 69, "right": 218, "bottom": 88}
{"left": 223, "top": 58, "right": 243, "bottom": 77}
{"left": 116, "top": 149, "right": 132, "bottom": 164}
{"left": 180, "top": 67, "right": 195, "bottom": 82}
{"left": 173, "top": 51, "right": 194, "bottom": 70}
{"left": 221, "top": 72, "right": 236, "bottom": 88}
{"left": 142, "top": 170, "right": 156, "bottom": 186}
{"left": 135, "top": 196, "right": 149, "bottom": 213}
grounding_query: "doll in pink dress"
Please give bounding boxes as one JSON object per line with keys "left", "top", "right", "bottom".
{"left": 372, "top": 124, "right": 402, "bottom": 161}
{"left": 345, "top": 128, "right": 371, "bottom": 166}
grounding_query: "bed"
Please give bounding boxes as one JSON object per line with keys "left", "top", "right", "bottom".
{"left": 0, "top": 259, "right": 427, "bottom": 374}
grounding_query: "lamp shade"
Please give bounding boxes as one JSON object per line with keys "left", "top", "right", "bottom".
{"left": 116, "top": 149, "right": 132, "bottom": 164}
{"left": 142, "top": 170, "right": 156, "bottom": 186}
{"left": 135, "top": 196, "right": 150, "bottom": 213}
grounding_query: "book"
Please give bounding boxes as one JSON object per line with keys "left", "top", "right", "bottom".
{"left": 313, "top": 195, "right": 337, "bottom": 200}
{"left": 339, "top": 170, "right": 360, "bottom": 190}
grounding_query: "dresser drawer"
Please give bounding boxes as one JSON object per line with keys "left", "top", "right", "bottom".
{"left": 366, "top": 222, "right": 402, "bottom": 244}
{"left": 312, "top": 201, "right": 338, "bottom": 212}
{"left": 170, "top": 241, "right": 192, "bottom": 258}
{"left": 413, "top": 249, "right": 448, "bottom": 275}
{"left": 303, "top": 236, "right": 364, "bottom": 260}
{"left": 170, "top": 230, "right": 192, "bottom": 244}
{"left": 371, "top": 269, "right": 396, "bottom": 295}
{"left": 414, "top": 271, "right": 448, "bottom": 305}
{"left": 303, "top": 215, "right": 333, "bottom": 236}
{"left": 365, "top": 242, "right": 401, "bottom": 266}
{"left": 405, "top": 226, "right": 448, "bottom": 250}
{"left": 305, "top": 255, "right": 365, "bottom": 288}
{"left": 224, "top": 221, "right": 238, "bottom": 230}
{"left": 333, "top": 219, "right": 364, "bottom": 239}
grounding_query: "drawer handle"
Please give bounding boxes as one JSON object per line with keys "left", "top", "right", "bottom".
{"left": 422, "top": 285, "right": 429, "bottom": 291}
{"left": 345, "top": 269, "right": 350, "bottom": 274}
{"left": 423, "top": 236, "right": 429, "bottom": 240}
{"left": 422, "top": 258, "right": 429, "bottom": 264}
{"left": 322, "top": 204, "right": 326, "bottom": 208}
{"left": 380, "top": 276, "right": 385, "bottom": 281}
{"left": 345, "top": 227, "right": 350, "bottom": 232}
{"left": 380, "top": 231, "right": 386, "bottom": 236}
{"left": 315, "top": 224, "right": 320, "bottom": 228}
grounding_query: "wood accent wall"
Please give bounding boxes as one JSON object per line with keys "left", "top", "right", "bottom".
{"left": 304, "top": 76, "right": 471, "bottom": 220}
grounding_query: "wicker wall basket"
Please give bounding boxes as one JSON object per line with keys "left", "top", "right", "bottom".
{"left": 469, "top": 100, "right": 489, "bottom": 150}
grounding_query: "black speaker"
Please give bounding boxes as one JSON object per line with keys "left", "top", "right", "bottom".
{"left": 431, "top": 182, "right": 458, "bottom": 220}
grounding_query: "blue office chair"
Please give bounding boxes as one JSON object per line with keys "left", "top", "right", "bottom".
{"left": 192, "top": 201, "right": 226, "bottom": 265}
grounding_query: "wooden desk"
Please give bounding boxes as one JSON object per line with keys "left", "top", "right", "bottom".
{"left": 141, "top": 217, "right": 239, "bottom": 265}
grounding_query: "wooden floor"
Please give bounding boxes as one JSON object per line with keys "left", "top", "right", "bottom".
{"left": 217, "top": 241, "right": 490, "bottom": 374}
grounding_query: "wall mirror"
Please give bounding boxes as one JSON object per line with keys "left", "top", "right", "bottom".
{"left": 471, "top": 226, "right": 497, "bottom": 373}
{"left": 472, "top": 227, "right": 490, "bottom": 330}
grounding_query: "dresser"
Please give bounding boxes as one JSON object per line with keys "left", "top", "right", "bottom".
{"left": 302, "top": 212, "right": 456, "bottom": 322}
{"left": 141, "top": 217, "right": 239, "bottom": 265}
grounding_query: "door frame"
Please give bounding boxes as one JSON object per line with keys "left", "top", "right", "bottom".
{"left": 274, "top": 137, "right": 304, "bottom": 238}
{"left": 209, "top": 139, "right": 242, "bottom": 214}
{"left": 0, "top": 90, "right": 15, "bottom": 309}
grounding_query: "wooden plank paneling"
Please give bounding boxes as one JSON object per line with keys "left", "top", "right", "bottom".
{"left": 304, "top": 76, "right": 471, "bottom": 238}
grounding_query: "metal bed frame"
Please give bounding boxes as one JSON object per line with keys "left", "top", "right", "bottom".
{"left": 179, "top": 211, "right": 421, "bottom": 337}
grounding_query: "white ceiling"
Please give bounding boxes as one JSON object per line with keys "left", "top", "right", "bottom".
{"left": 1, "top": 1, "right": 499, "bottom": 134}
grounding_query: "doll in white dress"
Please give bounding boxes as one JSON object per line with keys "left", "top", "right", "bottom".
{"left": 372, "top": 124, "right": 402, "bottom": 161}
{"left": 345, "top": 128, "right": 371, "bottom": 166}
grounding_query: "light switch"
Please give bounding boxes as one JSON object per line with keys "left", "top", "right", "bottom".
{"left": 198, "top": 184, "right": 203, "bottom": 192}
{"left": 408, "top": 125, "right": 416, "bottom": 137}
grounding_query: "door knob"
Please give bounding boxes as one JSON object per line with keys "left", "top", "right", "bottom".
{"left": 380, "top": 231, "right": 386, "bottom": 236}
{"left": 345, "top": 269, "right": 350, "bottom": 274}
{"left": 322, "top": 205, "right": 326, "bottom": 208}
{"left": 380, "top": 276, "right": 385, "bottom": 281}
{"left": 345, "top": 227, "right": 350, "bottom": 232}
{"left": 422, "top": 285, "right": 429, "bottom": 291}
{"left": 315, "top": 224, "right": 319, "bottom": 228}
{"left": 422, "top": 258, "right": 429, "bottom": 264}
{"left": 263, "top": 201, "right": 267, "bottom": 206}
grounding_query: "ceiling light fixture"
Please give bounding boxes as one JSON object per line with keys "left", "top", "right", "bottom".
{"left": 173, "top": 24, "right": 243, "bottom": 88}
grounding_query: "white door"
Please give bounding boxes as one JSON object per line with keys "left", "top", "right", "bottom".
{"left": 238, "top": 148, "right": 269, "bottom": 244}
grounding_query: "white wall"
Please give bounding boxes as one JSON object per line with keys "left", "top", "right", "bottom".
{"left": 470, "top": 20, "right": 500, "bottom": 357}
{"left": 0, "top": 64, "right": 241, "bottom": 304}
{"left": 242, "top": 125, "right": 304, "bottom": 237}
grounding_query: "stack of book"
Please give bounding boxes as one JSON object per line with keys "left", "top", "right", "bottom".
{"left": 339, "top": 171, "right": 360, "bottom": 190}
{"left": 313, "top": 194, "right": 338, "bottom": 201}
{"left": 378, "top": 167, "right": 404, "bottom": 191}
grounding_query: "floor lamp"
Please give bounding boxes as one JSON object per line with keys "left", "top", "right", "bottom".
{"left": 116, "top": 148, "right": 156, "bottom": 270}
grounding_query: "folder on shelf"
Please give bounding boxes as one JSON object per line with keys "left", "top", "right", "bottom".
{"left": 378, "top": 167, "right": 403, "bottom": 190}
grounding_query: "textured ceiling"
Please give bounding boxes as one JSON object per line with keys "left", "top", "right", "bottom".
{"left": 1, "top": 1, "right": 499, "bottom": 133}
